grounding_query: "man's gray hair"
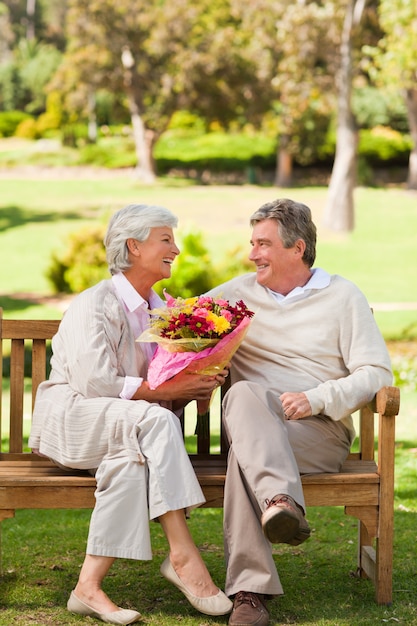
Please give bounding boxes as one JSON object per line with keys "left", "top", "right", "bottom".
{"left": 250, "top": 198, "right": 317, "bottom": 267}
{"left": 104, "top": 203, "right": 178, "bottom": 274}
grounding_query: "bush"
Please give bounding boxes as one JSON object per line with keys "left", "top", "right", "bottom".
{"left": 78, "top": 137, "right": 137, "bottom": 168}
{"left": 353, "top": 86, "right": 409, "bottom": 133}
{"left": 359, "top": 126, "right": 412, "bottom": 165}
{"left": 45, "top": 227, "right": 218, "bottom": 296}
{"left": 36, "top": 91, "right": 63, "bottom": 135}
{"left": 14, "top": 117, "right": 40, "bottom": 139}
{"left": 45, "top": 226, "right": 247, "bottom": 297}
{"left": 46, "top": 226, "right": 108, "bottom": 294}
{"left": 0, "top": 110, "right": 31, "bottom": 137}
{"left": 167, "top": 110, "right": 207, "bottom": 134}
{"left": 392, "top": 355, "right": 417, "bottom": 392}
{"left": 156, "top": 232, "right": 220, "bottom": 298}
{"left": 61, "top": 123, "right": 89, "bottom": 148}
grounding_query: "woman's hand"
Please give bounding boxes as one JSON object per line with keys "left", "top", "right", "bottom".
{"left": 132, "top": 364, "right": 230, "bottom": 404}
{"left": 167, "top": 363, "right": 230, "bottom": 400}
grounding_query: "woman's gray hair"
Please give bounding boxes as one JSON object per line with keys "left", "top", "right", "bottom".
{"left": 104, "top": 203, "right": 178, "bottom": 274}
{"left": 250, "top": 198, "right": 317, "bottom": 267}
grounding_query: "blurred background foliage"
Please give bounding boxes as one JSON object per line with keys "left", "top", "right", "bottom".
{"left": 0, "top": 0, "right": 415, "bottom": 187}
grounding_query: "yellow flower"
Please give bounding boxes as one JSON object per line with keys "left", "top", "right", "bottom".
{"left": 207, "top": 312, "right": 231, "bottom": 335}
{"left": 181, "top": 296, "right": 198, "bottom": 315}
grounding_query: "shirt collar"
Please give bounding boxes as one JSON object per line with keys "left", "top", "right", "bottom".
{"left": 111, "top": 272, "right": 163, "bottom": 312}
{"left": 267, "top": 267, "right": 331, "bottom": 302}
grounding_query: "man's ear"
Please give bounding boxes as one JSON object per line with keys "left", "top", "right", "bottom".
{"left": 294, "top": 238, "right": 306, "bottom": 256}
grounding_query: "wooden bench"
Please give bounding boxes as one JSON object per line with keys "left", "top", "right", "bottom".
{"left": 0, "top": 308, "right": 400, "bottom": 605}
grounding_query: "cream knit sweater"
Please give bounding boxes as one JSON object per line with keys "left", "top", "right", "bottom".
{"left": 208, "top": 272, "right": 392, "bottom": 440}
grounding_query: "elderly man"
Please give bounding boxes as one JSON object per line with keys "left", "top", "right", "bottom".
{"left": 208, "top": 198, "right": 392, "bottom": 626}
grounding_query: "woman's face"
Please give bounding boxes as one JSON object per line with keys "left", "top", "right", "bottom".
{"left": 133, "top": 226, "right": 180, "bottom": 284}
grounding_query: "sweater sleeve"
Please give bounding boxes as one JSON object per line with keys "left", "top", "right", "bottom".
{"left": 304, "top": 287, "right": 392, "bottom": 420}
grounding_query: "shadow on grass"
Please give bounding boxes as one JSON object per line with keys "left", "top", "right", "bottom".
{"left": 0, "top": 294, "right": 40, "bottom": 312}
{"left": 0, "top": 204, "right": 82, "bottom": 233}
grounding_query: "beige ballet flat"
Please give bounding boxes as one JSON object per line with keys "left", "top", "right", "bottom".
{"left": 67, "top": 591, "right": 141, "bottom": 624}
{"left": 160, "top": 557, "right": 233, "bottom": 616}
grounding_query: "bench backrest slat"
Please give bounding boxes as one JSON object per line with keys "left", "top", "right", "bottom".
{"left": 0, "top": 310, "right": 60, "bottom": 454}
{"left": 10, "top": 338, "right": 25, "bottom": 453}
{"left": 359, "top": 404, "right": 375, "bottom": 461}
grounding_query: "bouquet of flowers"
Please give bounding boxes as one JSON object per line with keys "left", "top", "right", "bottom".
{"left": 138, "top": 292, "right": 254, "bottom": 435}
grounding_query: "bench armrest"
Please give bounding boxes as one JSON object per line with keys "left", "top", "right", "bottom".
{"left": 374, "top": 385, "right": 400, "bottom": 417}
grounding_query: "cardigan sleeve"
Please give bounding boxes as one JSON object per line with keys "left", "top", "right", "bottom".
{"left": 50, "top": 285, "right": 139, "bottom": 399}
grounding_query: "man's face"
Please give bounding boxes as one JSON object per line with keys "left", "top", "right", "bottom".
{"left": 249, "top": 219, "right": 301, "bottom": 291}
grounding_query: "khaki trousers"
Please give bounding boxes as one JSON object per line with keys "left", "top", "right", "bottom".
{"left": 222, "top": 381, "right": 351, "bottom": 596}
{"left": 86, "top": 404, "right": 205, "bottom": 560}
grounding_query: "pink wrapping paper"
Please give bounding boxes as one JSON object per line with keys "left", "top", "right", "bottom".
{"left": 146, "top": 316, "right": 252, "bottom": 390}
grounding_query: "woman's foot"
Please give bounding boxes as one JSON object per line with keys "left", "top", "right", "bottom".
{"left": 168, "top": 552, "right": 219, "bottom": 598}
{"left": 160, "top": 557, "right": 232, "bottom": 616}
{"left": 73, "top": 583, "right": 120, "bottom": 614}
{"left": 67, "top": 591, "right": 141, "bottom": 624}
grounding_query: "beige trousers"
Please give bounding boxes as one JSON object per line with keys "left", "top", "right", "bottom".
{"left": 86, "top": 404, "right": 205, "bottom": 560}
{"left": 222, "top": 381, "right": 352, "bottom": 597}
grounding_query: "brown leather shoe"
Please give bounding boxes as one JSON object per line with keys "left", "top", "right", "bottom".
{"left": 228, "top": 591, "right": 269, "bottom": 626}
{"left": 261, "top": 494, "right": 311, "bottom": 546}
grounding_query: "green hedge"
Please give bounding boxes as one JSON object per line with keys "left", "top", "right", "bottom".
{"left": 154, "top": 127, "right": 411, "bottom": 174}
{"left": 0, "top": 110, "right": 32, "bottom": 137}
{"left": 359, "top": 127, "right": 412, "bottom": 165}
{"left": 1, "top": 121, "right": 412, "bottom": 171}
{"left": 154, "top": 131, "right": 277, "bottom": 173}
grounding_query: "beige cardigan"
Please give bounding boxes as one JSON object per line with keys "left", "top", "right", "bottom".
{"left": 29, "top": 280, "right": 159, "bottom": 469}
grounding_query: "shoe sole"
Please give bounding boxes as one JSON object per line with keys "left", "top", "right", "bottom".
{"left": 262, "top": 507, "right": 300, "bottom": 544}
{"left": 287, "top": 524, "right": 311, "bottom": 546}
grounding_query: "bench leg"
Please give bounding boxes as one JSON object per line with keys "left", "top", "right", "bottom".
{"left": 375, "top": 504, "right": 394, "bottom": 605}
{"left": 344, "top": 504, "right": 393, "bottom": 605}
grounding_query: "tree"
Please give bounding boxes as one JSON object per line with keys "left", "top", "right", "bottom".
{"left": 230, "top": 0, "right": 341, "bottom": 187}
{"left": 18, "top": 39, "right": 62, "bottom": 113}
{"left": 0, "top": 3, "right": 14, "bottom": 62}
{"left": 366, "top": 0, "right": 417, "bottom": 189}
{"left": 270, "top": 1, "right": 341, "bottom": 186}
{"left": 322, "top": 0, "right": 367, "bottom": 232}
{"left": 52, "top": 0, "right": 256, "bottom": 182}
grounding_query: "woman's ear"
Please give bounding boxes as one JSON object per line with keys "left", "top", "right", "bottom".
{"left": 126, "top": 238, "right": 140, "bottom": 256}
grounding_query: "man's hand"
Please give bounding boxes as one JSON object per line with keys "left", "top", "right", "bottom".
{"left": 279, "top": 391, "right": 312, "bottom": 420}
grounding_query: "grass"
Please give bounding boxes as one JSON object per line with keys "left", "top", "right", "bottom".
{"left": 1, "top": 166, "right": 417, "bottom": 623}
{"left": 1, "top": 176, "right": 417, "bottom": 338}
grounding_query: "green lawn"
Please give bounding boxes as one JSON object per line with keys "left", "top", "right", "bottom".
{"left": 1, "top": 177, "right": 417, "bottom": 338}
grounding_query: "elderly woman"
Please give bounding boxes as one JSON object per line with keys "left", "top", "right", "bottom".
{"left": 29, "top": 204, "right": 232, "bottom": 625}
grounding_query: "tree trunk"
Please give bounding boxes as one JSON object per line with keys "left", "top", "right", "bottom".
{"left": 87, "top": 91, "right": 97, "bottom": 143}
{"left": 323, "top": 0, "right": 366, "bottom": 232}
{"left": 405, "top": 87, "right": 417, "bottom": 190}
{"left": 130, "top": 109, "right": 157, "bottom": 183}
{"left": 26, "top": 0, "right": 36, "bottom": 40}
{"left": 274, "top": 137, "right": 293, "bottom": 187}
{"left": 122, "top": 46, "right": 156, "bottom": 183}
